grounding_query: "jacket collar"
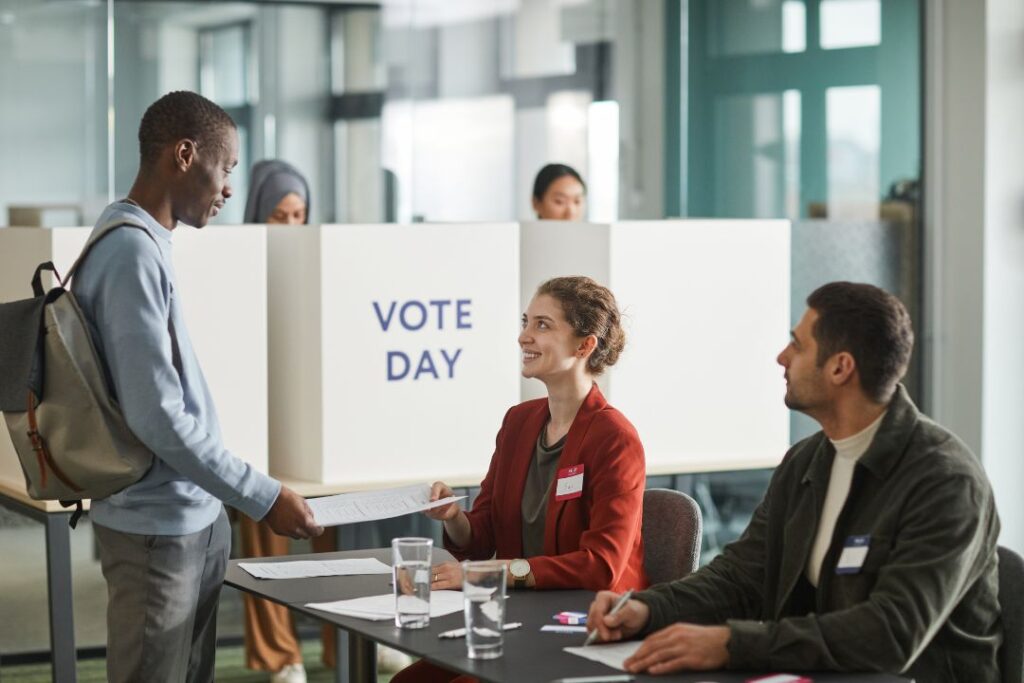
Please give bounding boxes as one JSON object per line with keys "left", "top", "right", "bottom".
{"left": 506, "top": 383, "right": 608, "bottom": 557}
{"left": 858, "top": 384, "right": 920, "bottom": 479}
{"left": 801, "top": 383, "right": 920, "bottom": 486}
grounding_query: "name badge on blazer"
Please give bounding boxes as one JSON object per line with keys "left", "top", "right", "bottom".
{"left": 836, "top": 535, "right": 871, "bottom": 574}
{"left": 555, "top": 465, "right": 585, "bottom": 501}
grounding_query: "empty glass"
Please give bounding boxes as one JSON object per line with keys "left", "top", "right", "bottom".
{"left": 392, "top": 537, "right": 433, "bottom": 629}
{"left": 462, "top": 560, "right": 507, "bottom": 659}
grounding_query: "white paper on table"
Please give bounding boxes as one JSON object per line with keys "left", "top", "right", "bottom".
{"left": 563, "top": 641, "right": 643, "bottom": 671}
{"left": 238, "top": 558, "right": 392, "bottom": 580}
{"left": 305, "top": 590, "right": 464, "bottom": 621}
{"left": 307, "top": 483, "right": 466, "bottom": 527}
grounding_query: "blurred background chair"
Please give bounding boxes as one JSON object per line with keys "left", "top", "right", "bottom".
{"left": 642, "top": 488, "right": 702, "bottom": 584}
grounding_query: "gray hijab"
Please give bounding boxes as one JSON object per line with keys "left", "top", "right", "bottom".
{"left": 243, "top": 159, "right": 311, "bottom": 223}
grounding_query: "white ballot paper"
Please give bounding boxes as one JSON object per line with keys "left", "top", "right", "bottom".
{"left": 564, "top": 641, "right": 643, "bottom": 671}
{"left": 306, "top": 590, "right": 464, "bottom": 621}
{"left": 238, "top": 558, "right": 392, "bottom": 580}
{"left": 307, "top": 483, "right": 466, "bottom": 527}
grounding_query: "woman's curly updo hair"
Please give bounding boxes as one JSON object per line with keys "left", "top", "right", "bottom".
{"left": 535, "top": 276, "right": 626, "bottom": 376}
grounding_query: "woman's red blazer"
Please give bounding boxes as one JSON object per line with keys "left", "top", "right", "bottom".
{"left": 445, "top": 383, "right": 648, "bottom": 592}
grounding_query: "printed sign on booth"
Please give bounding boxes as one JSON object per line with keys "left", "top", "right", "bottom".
{"left": 267, "top": 223, "right": 520, "bottom": 486}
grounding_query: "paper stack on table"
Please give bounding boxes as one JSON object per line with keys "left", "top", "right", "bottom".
{"left": 239, "top": 558, "right": 392, "bottom": 580}
{"left": 564, "top": 641, "right": 643, "bottom": 670}
{"left": 307, "top": 483, "right": 466, "bottom": 527}
{"left": 306, "top": 590, "right": 465, "bottom": 621}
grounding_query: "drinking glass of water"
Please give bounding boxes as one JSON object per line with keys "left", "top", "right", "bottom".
{"left": 462, "top": 560, "right": 507, "bottom": 659}
{"left": 392, "top": 537, "right": 433, "bottom": 629}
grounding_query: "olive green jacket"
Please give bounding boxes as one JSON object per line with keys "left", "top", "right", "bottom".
{"left": 635, "top": 386, "right": 1002, "bottom": 681}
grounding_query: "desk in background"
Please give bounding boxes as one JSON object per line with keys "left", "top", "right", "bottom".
{"left": 0, "top": 476, "right": 86, "bottom": 683}
{"left": 225, "top": 548, "right": 914, "bottom": 683}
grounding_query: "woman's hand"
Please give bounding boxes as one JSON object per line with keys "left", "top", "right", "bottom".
{"left": 425, "top": 481, "right": 461, "bottom": 521}
{"left": 429, "top": 560, "right": 463, "bottom": 590}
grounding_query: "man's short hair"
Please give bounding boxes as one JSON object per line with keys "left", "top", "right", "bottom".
{"left": 806, "top": 282, "right": 914, "bottom": 403}
{"left": 138, "top": 91, "right": 236, "bottom": 167}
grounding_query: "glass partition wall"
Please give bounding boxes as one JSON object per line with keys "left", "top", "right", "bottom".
{"left": 0, "top": 6, "right": 923, "bottom": 662}
{"left": 0, "top": 0, "right": 669, "bottom": 227}
{"left": 682, "top": 0, "right": 923, "bottom": 441}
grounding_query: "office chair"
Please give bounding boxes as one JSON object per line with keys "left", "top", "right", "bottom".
{"left": 999, "top": 545, "right": 1024, "bottom": 683}
{"left": 642, "top": 488, "right": 702, "bottom": 585}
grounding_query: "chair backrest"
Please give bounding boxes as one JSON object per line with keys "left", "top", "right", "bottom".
{"left": 999, "top": 545, "right": 1024, "bottom": 683}
{"left": 642, "top": 488, "right": 702, "bottom": 585}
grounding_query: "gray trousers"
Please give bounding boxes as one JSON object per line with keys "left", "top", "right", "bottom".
{"left": 94, "top": 507, "right": 231, "bottom": 683}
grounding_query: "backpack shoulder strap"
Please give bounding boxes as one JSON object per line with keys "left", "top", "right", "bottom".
{"left": 62, "top": 214, "right": 159, "bottom": 286}
{"left": 65, "top": 213, "right": 183, "bottom": 373}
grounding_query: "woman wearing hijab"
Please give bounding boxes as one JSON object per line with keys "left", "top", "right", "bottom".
{"left": 239, "top": 160, "right": 328, "bottom": 683}
{"left": 243, "top": 159, "right": 311, "bottom": 225}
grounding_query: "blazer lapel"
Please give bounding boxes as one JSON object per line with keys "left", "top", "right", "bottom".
{"left": 542, "top": 384, "right": 608, "bottom": 556}
{"left": 505, "top": 400, "right": 549, "bottom": 559}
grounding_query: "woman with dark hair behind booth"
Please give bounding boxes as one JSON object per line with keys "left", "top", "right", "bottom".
{"left": 532, "top": 163, "right": 586, "bottom": 221}
{"left": 390, "top": 276, "right": 649, "bottom": 683}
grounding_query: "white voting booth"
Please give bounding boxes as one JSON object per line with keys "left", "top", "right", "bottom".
{"left": 266, "top": 223, "right": 520, "bottom": 487}
{"left": 1, "top": 220, "right": 790, "bottom": 495}
{"left": 521, "top": 220, "right": 792, "bottom": 474}
{"left": 0, "top": 225, "right": 270, "bottom": 490}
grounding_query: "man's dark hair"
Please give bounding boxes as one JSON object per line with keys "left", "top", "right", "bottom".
{"left": 138, "top": 91, "right": 236, "bottom": 167}
{"left": 807, "top": 281, "right": 914, "bottom": 403}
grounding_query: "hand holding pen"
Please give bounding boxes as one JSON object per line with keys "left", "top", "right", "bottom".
{"left": 584, "top": 589, "right": 650, "bottom": 645}
{"left": 583, "top": 590, "right": 633, "bottom": 646}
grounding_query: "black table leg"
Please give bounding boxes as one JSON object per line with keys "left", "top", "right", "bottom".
{"left": 349, "top": 632, "right": 377, "bottom": 683}
{"left": 335, "top": 626, "right": 347, "bottom": 683}
{"left": 44, "top": 512, "right": 77, "bottom": 683}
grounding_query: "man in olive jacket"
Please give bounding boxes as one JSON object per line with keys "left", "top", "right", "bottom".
{"left": 587, "top": 282, "right": 1002, "bottom": 681}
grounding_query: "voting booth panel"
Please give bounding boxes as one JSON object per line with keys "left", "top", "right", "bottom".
{"left": 267, "top": 224, "right": 520, "bottom": 487}
{"left": 520, "top": 220, "right": 791, "bottom": 473}
{"left": 0, "top": 226, "right": 270, "bottom": 492}
{"left": 519, "top": 222, "right": 612, "bottom": 403}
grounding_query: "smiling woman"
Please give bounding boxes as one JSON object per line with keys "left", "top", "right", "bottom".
{"left": 390, "top": 275, "right": 647, "bottom": 683}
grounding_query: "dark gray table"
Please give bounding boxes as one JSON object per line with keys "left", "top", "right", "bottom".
{"left": 224, "top": 548, "right": 913, "bottom": 683}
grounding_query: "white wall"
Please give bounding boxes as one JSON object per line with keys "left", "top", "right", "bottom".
{"left": 924, "top": 0, "right": 986, "bottom": 457}
{"left": 926, "top": 0, "right": 1024, "bottom": 553}
{"left": 981, "top": 0, "right": 1024, "bottom": 554}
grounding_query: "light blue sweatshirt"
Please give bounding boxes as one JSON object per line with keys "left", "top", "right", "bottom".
{"left": 73, "top": 201, "right": 281, "bottom": 535}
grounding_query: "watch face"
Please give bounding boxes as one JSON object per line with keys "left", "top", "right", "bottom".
{"left": 510, "top": 559, "right": 530, "bottom": 578}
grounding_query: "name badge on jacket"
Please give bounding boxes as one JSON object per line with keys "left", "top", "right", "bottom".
{"left": 836, "top": 535, "right": 871, "bottom": 574}
{"left": 555, "top": 465, "right": 585, "bottom": 501}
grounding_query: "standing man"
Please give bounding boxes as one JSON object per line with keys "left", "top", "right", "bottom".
{"left": 587, "top": 282, "right": 1002, "bottom": 681}
{"left": 73, "top": 91, "right": 323, "bottom": 683}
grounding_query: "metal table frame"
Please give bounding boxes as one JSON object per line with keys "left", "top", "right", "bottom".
{"left": 0, "top": 488, "right": 79, "bottom": 683}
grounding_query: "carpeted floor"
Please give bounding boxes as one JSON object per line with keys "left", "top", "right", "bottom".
{"left": 0, "top": 640, "right": 395, "bottom": 682}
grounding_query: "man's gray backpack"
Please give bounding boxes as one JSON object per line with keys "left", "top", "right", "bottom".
{"left": 0, "top": 220, "right": 158, "bottom": 525}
